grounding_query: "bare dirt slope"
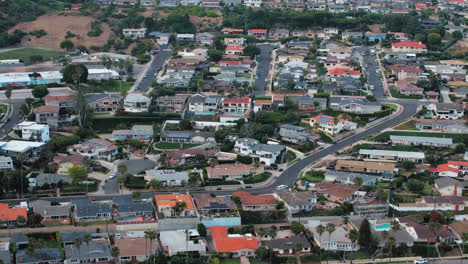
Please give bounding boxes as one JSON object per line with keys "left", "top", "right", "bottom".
{"left": 9, "top": 14, "right": 113, "bottom": 50}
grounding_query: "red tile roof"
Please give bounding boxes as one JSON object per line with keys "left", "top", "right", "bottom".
{"left": 226, "top": 45, "right": 245, "bottom": 52}
{"left": 33, "top": 105, "right": 60, "bottom": 113}
{"left": 53, "top": 154, "right": 85, "bottom": 165}
{"left": 248, "top": 29, "right": 268, "bottom": 34}
{"left": 223, "top": 96, "right": 250, "bottom": 104}
{"left": 232, "top": 191, "right": 277, "bottom": 206}
{"left": 210, "top": 226, "right": 259, "bottom": 253}
{"left": 154, "top": 194, "right": 195, "bottom": 211}
{"left": 328, "top": 68, "right": 361, "bottom": 75}
{"left": 46, "top": 95, "right": 73, "bottom": 103}
{"left": 392, "top": 41, "right": 427, "bottom": 48}
{"left": 448, "top": 161, "right": 468, "bottom": 167}
{"left": 0, "top": 204, "right": 27, "bottom": 222}
{"left": 430, "top": 164, "right": 460, "bottom": 173}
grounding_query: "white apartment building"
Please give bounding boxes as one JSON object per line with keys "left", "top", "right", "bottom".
{"left": 17, "top": 121, "right": 50, "bottom": 143}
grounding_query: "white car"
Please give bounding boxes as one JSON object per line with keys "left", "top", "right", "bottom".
{"left": 419, "top": 98, "right": 428, "bottom": 102}
{"left": 109, "top": 173, "right": 117, "bottom": 179}
{"left": 413, "top": 258, "right": 428, "bottom": 264}
{"left": 276, "top": 185, "right": 288, "bottom": 190}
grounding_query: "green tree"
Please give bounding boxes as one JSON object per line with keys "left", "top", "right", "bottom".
{"left": 146, "top": 179, "right": 162, "bottom": 190}
{"left": 60, "top": 39, "right": 75, "bottom": 51}
{"left": 117, "top": 164, "right": 127, "bottom": 175}
{"left": 8, "top": 242, "right": 17, "bottom": 264}
{"left": 291, "top": 221, "right": 305, "bottom": 235}
{"left": 61, "top": 63, "right": 88, "bottom": 84}
{"left": 68, "top": 166, "right": 87, "bottom": 184}
{"left": 74, "top": 238, "right": 83, "bottom": 258}
{"left": 110, "top": 246, "right": 120, "bottom": 263}
{"left": 179, "top": 119, "right": 193, "bottom": 130}
{"left": 326, "top": 223, "right": 336, "bottom": 264}
{"left": 197, "top": 223, "right": 207, "bottom": 237}
{"left": 101, "top": 56, "right": 113, "bottom": 70}
{"left": 83, "top": 234, "right": 92, "bottom": 261}
{"left": 32, "top": 85, "right": 49, "bottom": 101}
{"left": 427, "top": 33, "right": 441, "bottom": 45}
{"left": 353, "top": 177, "right": 363, "bottom": 186}
{"left": 243, "top": 45, "right": 261, "bottom": 59}
{"left": 17, "top": 153, "right": 25, "bottom": 199}
{"left": 174, "top": 201, "right": 187, "bottom": 216}
{"left": 316, "top": 224, "right": 325, "bottom": 262}
{"left": 407, "top": 179, "right": 425, "bottom": 193}
{"left": 358, "top": 219, "right": 372, "bottom": 249}
{"left": 208, "top": 49, "right": 223, "bottom": 62}
{"left": 452, "top": 30, "right": 462, "bottom": 40}
{"left": 5, "top": 85, "right": 12, "bottom": 111}
{"left": 414, "top": 33, "right": 426, "bottom": 42}
{"left": 402, "top": 160, "right": 415, "bottom": 170}
{"left": 144, "top": 230, "right": 157, "bottom": 257}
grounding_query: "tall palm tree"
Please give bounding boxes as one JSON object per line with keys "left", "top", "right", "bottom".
{"left": 388, "top": 236, "right": 396, "bottom": 263}
{"left": 316, "top": 224, "right": 325, "bottom": 262}
{"left": 5, "top": 85, "right": 12, "bottom": 113}
{"left": 9, "top": 242, "right": 17, "bottom": 264}
{"left": 111, "top": 246, "right": 120, "bottom": 263}
{"left": 74, "top": 238, "right": 83, "bottom": 262}
{"left": 268, "top": 225, "right": 277, "bottom": 240}
{"left": 83, "top": 234, "right": 92, "bottom": 261}
{"left": 326, "top": 223, "right": 336, "bottom": 264}
{"left": 144, "top": 230, "right": 157, "bottom": 258}
{"left": 208, "top": 158, "right": 218, "bottom": 191}
{"left": 17, "top": 153, "right": 25, "bottom": 199}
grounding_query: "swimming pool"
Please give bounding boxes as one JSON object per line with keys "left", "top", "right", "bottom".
{"left": 374, "top": 224, "right": 391, "bottom": 231}
{"left": 118, "top": 217, "right": 138, "bottom": 221}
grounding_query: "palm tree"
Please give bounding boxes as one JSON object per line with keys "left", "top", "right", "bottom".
{"left": 388, "top": 236, "right": 396, "bottom": 263}
{"left": 316, "top": 224, "right": 325, "bottom": 262}
{"left": 381, "top": 230, "right": 389, "bottom": 258}
{"left": 208, "top": 158, "right": 218, "bottom": 191}
{"left": 117, "top": 176, "right": 126, "bottom": 195}
{"left": 111, "top": 246, "right": 120, "bottom": 263}
{"left": 117, "top": 164, "right": 127, "bottom": 175}
{"left": 348, "top": 229, "right": 359, "bottom": 257}
{"left": 146, "top": 179, "right": 162, "bottom": 190}
{"left": 5, "top": 85, "right": 12, "bottom": 112}
{"left": 17, "top": 153, "right": 25, "bottom": 199}
{"left": 144, "top": 230, "right": 157, "bottom": 257}
{"left": 342, "top": 216, "right": 349, "bottom": 225}
{"left": 83, "top": 234, "right": 92, "bottom": 261}
{"left": 257, "top": 227, "right": 266, "bottom": 240}
{"left": 326, "top": 223, "right": 336, "bottom": 264}
{"left": 9, "top": 242, "right": 17, "bottom": 264}
{"left": 74, "top": 238, "right": 83, "bottom": 261}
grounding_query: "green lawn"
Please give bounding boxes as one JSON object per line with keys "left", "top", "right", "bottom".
{"left": 42, "top": 221, "right": 69, "bottom": 227}
{"left": 300, "top": 254, "right": 321, "bottom": 263}
{"left": 84, "top": 80, "right": 133, "bottom": 93}
{"left": 154, "top": 142, "right": 201, "bottom": 150}
{"left": 243, "top": 172, "right": 271, "bottom": 184}
{"left": 0, "top": 104, "right": 7, "bottom": 113}
{"left": 0, "top": 48, "right": 65, "bottom": 62}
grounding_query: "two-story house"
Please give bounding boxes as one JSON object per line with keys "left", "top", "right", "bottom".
{"left": 309, "top": 114, "right": 357, "bottom": 135}
{"left": 274, "top": 190, "right": 317, "bottom": 214}
{"left": 85, "top": 93, "right": 122, "bottom": 113}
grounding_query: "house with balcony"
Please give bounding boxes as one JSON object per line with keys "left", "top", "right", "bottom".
{"left": 112, "top": 125, "right": 154, "bottom": 141}
{"left": 33, "top": 105, "right": 61, "bottom": 129}
{"left": 222, "top": 97, "right": 251, "bottom": 113}
{"left": 70, "top": 199, "right": 112, "bottom": 222}
{"left": 192, "top": 193, "right": 240, "bottom": 227}
{"left": 45, "top": 95, "right": 74, "bottom": 109}
{"left": 429, "top": 102, "right": 465, "bottom": 120}
{"left": 233, "top": 138, "right": 285, "bottom": 166}
{"left": 154, "top": 94, "right": 190, "bottom": 113}
{"left": 329, "top": 98, "right": 382, "bottom": 114}
{"left": 144, "top": 169, "right": 189, "bottom": 186}
{"left": 0, "top": 140, "right": 45, "bottom": 160}
{"left": 187, "top": 94, "right": 220, "bottom": 114}
{"left": 124, "top": 93, "right": 151, "bottom": 113}
{"left": 85, "top": 93, "right": 122, "bottom": 113}
{"left": 247, "top": 29, "right": 268, "bottom": 40}
{"left": 67, "top": 138, "right": 118, "bottom": 160}
{"left": 274, "top": 190, "right": 317, "bottom": 214}
{"left": 308, "top": 222, "right": 359, "bottom": 252}
{"left": 359, "top": 149, "right": 425, "bottom": 163}
{"left": 154, "top": 194, "right": 197, "bottom": 218}
{"left": 17, "top": 121, "right": 50, "bottom": 142}
{"left": 309, "top": 114, "right": 357, "bottom": 135}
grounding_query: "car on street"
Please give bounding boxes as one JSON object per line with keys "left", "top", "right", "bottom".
{"left": 109, "top": 173, "right": 117, "bottom": 179}
{"left": 413, "top": 259, "right": 428, "bottom": 264}
{"left": 276, "top": 185, "right": 288, "bottom": 190}
{"left": 369, "top": 85, "right": 375, "bottom": 90}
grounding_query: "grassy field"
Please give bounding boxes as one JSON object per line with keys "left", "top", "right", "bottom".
{"left": 0, "top": 48, "right": 65, "bottom": 62}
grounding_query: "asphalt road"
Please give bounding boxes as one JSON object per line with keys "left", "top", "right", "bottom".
{"left": 0, "top": 99, "right": 25, "bottom": 137}
{"left": 359, "top": 47, "right": 386, "bottom": 100}
{"left": 135, "top": 50, "right": 172, "bottom": 92}
{"left": 254, "top": 44, "right": 275, "bottom": 96}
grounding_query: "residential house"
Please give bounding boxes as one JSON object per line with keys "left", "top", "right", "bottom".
{"left": 352, "top": 196, "right": 389, "bottom": 218}
{"left": 225, "top": 45, "right": 244, "bottom": 55}
{"left": 335, "top": 160, "right": 396, "bottom": 174}
{"left": 454, "top": 87, "right": 468, "bottom": 98}
{"left": 123, "top": 28, "right": 147, "bottom": 39}
{"left": 187, "top": 94, "right": 220, "bottom": 114}
{"left": 160, "top": 230, "right": 207, "bottom": 256}
{"left": 324, "top": 171, "right": 379, "bottom": 186}
{"left": 17, "top": 121, "right": 50, "bottom": 142}
{"left": 319, "top": 27, "right": 339, "bottom": 40}
{"left": 232, "top": 191, "right": 277, "bottom": 211}
{"left": 0, "top": 140, "right": 45, "bottom": 160}
{"left": 328, "top": 68, "right": 361, "bottom": 79}
{"left": 64, "top": 241, "right": 112, "bottom": 263}
{"left": 416, "top": 120, "right": 468, "bottom": 133}
{"left": 233, "top": 138, "right": 285, "bottom": 166}
{"left": 45, "top": 95, "right": 73, "bottom": 109}
{"left": 308, "top": 222, "right": 359, "bottom": 251}
{"left": 17, "top": 248, "right": 62, "bottom": 264}
{"left": 430, "top": 164, "right": 460, "bottom": 177}
{"left": 154, "top": 94, "right": 189, "bottom": 113}
{"left": 124, "top": 93, "right": 151, "bottom": 113}
{"left": 210, "top": 226, "right": 259, "bottom": 257}
{"left": 53, "top": 154, "right": 84, "bottom": 175}
{"left": 207, "top": 163, "right": 260, "bottom": 180}
{"left": 288, "top": 96, "right": 327, "bottom": 111}
{"left": 243, "top": 0, "right": 261, "bottom": 7}
{"left": 0, "top": 156, "right": 13, "bottom": 170}
{"left": 176, "top": 34, "right": 195, "bottom": 42}
{"left": 398, "top": 217, "right": 456, "bottom": 243}
{"left": 342, "top": 32, "right": 363, "bottom": 41}
{"left": 391, "top": 41, "right": 427, "bottom": 53}
{"left": 359, "top": 149, "right": 425, "bottom": 163}
{"left": 309, "top": 115, "right": 357, "bottom": 135}
{"left": 192, "top": 193, "right": 240, "bottom": 227}
{"left": 113, "top": 197, "right": 154, "bottom": 218}
{"left": 390, "top": 135, "right": 453, "bottom": 147}
{"left": 112, "top": 125, "right": 154, "bottom": 141}
{"left": 196, "top": 32, "right": 215, "bottom": 45}
{"left": 390, "top": 65, "right": 423, "bottom": 80}
{"left": 278, "top": 124, "right": 317, "bottom": 144}
{"left": 154, "top": 194, "right": 197, "bottom": 218}
{"left": 202, "top": 0, "right": 220, "bottom": 7}
{"left": 264, "top": 2, "right": 285, "bottom": 9}
{"left": 159, "top": 131, "right": 215, "bottom": 143}
{"left": 85, "top": 93, "right": 122, "bottom": 113}
{"left": 291, "top": 30, "right": 315, "bottom": 38}
{"left": 224, "top": 38, "right": 246, "bottom": 46}
{"left": 269, "top": 28, "right": 289, "bottom": 40}
{"left": 391, "top": 196, "right": 468, "bottom": 213}
{"left": 313, "top": 182, "right": 360, "bottom": 203}
{"left": 149, "top": 31, "right": 172, "bottom": 46}
{"left": 29, "top": 200, "right": 69, "bottom": 224}
{"left": 0, "top": 204, "right": 27, "bottom": 227}
{"left": 365, "top": 32, "right": 386, "bottom": 42}
{"left": 223, "top": 0, "right": 242, "bottom": 5}
{"left": 67, "top": 138, "right": 118, "bottom": 160}
{"left": 449, "top": 221, "right": 468, "bottom": 243}
{"left": 145, "top": 169, "right": 189, "bottom": 186}
{"left": 434, "top": 177, "right": 465, "bottom": 196}
{"left": 29, "top": 173, "right": 70, "bottom": 188}
{"left": 247, "top": 29, "right": 268, "bottom": 40}
{"left": 33, "top": 105, "right": 60, "bottom": 129}
{"left": 222, "top": 97, "right": 251, "bottom": 113}
{"left": 447, "top": 161, "right": 468, "bottom": 174}
{"left": 70, "top": 199, "right": 112, "bottom": 222}
{"left": 221, "top": 28, "right": 244, "bottom": 35}
{"left": 329, "top": 98, "right": 382, "bottom": 114}
{"left": 274, "top": 190, "right": 317, "bottom": 214}
{"left": 115, "top": 238, "right": 157, "bottom": 263}
{"left": 166, "top": 149, "right": 216, "bottom": 165}
{"left": 267, "top": 236, "right": 311, "bottom": 255}
{"left": 429, "top": 102, "right": 465, "bottom": 120}
{"left": 394, "top": 80, "right": 424, "bottom": 96}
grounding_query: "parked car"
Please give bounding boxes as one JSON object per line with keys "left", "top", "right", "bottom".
{"left": 413, "top": 259, "right": 428, "bottom": 264}
{"left": 276, "top": 185, "right": 288, "bottom": 190}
